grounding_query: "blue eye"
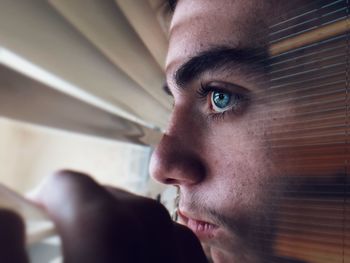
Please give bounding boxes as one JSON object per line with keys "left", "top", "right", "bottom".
{"left": 211, "top": 91, "right": 232, "bottom": 112}
{"left": 197, "top": 83, "right": 248, "bottom": 115}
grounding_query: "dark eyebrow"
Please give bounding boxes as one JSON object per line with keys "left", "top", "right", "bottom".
{"left": 173, "top": 46, "right": 269, "bottom": 88}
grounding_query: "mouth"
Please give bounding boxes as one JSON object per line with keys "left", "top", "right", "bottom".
{"left": 177, "top": 210, "right": 219, "bottom": 241}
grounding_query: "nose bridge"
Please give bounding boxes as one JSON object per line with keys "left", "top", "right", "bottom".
{"left": 166, "top": 103, "right": 193, "bottom": 138}
{"left": 150, "top": 105, "right": 206, "bottom": 186}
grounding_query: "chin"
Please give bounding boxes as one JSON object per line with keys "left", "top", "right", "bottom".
{"left": 202, "top": 227, "right": 273, "bottom": 263}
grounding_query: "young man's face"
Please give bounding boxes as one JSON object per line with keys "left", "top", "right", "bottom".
{"left": 150, "top": 0, "right": 309, "bottom": 262}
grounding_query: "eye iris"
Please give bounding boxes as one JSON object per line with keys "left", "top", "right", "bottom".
{"left": 213, "top": 91, "right": 231, "bottom": 109}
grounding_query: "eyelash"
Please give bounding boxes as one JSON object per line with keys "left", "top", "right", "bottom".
{"left": 196, "top": 83, "right": 249, "bottom": 120}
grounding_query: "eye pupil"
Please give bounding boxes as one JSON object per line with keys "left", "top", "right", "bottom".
{"left": 213, "top": 91, "right": 231, "bottom": 109}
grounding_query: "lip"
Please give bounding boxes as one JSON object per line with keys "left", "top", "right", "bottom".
{"left": 177, "top": 210, "right": 219, "bottom": 241}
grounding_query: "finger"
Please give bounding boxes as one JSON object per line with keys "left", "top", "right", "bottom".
{"left": 31, "top": 169, "right": 113, "bottom": 216}
{"left": 173, "top": 223, "right": 208, "bottom": 263}
{"left": 32, "top": 170, "right": 136, "bottom": 262}
{"left": 0, "top": 209, "right": 29, "bottom": 263}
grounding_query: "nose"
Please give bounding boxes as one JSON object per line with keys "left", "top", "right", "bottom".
{"left": 149, "top": 108, "right": 206, "bottom": 187}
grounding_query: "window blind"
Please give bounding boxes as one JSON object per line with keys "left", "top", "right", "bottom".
{"left": 260, "top": 1, "right": 349, "bottom": 262}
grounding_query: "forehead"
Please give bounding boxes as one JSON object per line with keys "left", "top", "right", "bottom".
{"left": 166, "top": 0, "right": 275, "bottom": 74}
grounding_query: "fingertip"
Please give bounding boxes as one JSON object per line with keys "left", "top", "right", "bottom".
{"left": 32, "top": 169, "right": 105, "bottom": 205}
{"left": 51, "top": 169, "right": 98, "bottom": 190}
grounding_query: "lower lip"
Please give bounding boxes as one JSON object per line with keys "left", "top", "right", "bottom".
{"left": 178, "top": 211, "right": 218, "bottom": 240}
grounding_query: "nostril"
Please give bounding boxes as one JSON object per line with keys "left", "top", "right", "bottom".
{"left": 165, "top": 178, "right": 177, "bottom": 184}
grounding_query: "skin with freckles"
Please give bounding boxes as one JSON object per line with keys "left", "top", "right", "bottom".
{"left": 149, "top": 0, "right": 321, "bottom": 262}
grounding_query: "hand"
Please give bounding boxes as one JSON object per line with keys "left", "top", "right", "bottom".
{"left": 29, "top": 170, "right": 208, "bottom": 263}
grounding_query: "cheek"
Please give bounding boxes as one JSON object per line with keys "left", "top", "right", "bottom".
{"left": 198, "top": 100, "right": 297, "bottom": 212}
{"left": 203, "top": 120, "right": 281, "bottom": 212}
